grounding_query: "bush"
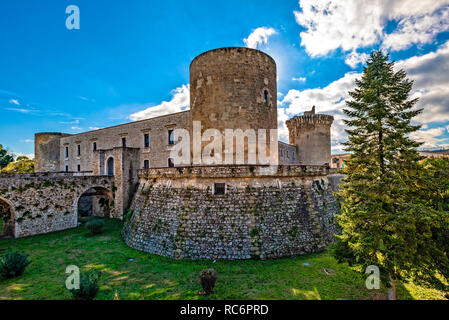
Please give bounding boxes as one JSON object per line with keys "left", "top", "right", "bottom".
{"left": 69, "top": 270, "right": 101, "bottom": 300}
{"left": 198, "top": 268, "right": 217, "bottom": 296}
{"left": 0, "top": 251, "right": 31, "bottom": 279}
{"left": 86, "top": 219, "right": 105, "bottom": 235}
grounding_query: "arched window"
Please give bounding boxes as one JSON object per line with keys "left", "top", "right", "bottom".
{"left": 107, "top": 157, "right": 114, "bottom": 176}
{"left": 263, "top": 90, "right": 269, "bottom": 104}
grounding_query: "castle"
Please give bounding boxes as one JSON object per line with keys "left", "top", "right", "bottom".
{"left": 1, "top": 47, "right": 342, "bottom": 260}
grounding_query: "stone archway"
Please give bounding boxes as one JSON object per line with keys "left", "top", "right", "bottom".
{"left": 77, "top": 186, "right": 113, "bottom": 220}
{"left": 0, "top": 197, "right": 14, "bottom": 238}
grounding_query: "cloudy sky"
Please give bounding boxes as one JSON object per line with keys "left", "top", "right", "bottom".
{"left": 1, "top": 0, "right": 449, "bottom": 157}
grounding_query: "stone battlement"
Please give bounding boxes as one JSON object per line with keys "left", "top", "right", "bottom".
{"left": 139, "top": 164, "right": 332, "bottom": 179}
{"left": 286, "top": 113, "right": 334, "bottom": 127}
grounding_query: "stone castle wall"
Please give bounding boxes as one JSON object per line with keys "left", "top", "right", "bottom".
{"left": 34, "top": 111, "right": 190, "bottom": 173}
{"left": 0, "top": 173, "right": 115, "bottom": 238}
{"left": 35, "top": 133, "right": 72, "bottom": 172}
{"left": 122, "top": 165, "right": 340, "bottom": 260}
{"left": 278, "top": 141, "right": 297, "bottom": 165}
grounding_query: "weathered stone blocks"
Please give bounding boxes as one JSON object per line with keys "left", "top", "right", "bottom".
{"left": 122, "top": 165, "right": 340, "bottom": 260}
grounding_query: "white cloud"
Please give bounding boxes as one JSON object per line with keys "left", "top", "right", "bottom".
{"left": 244, "top": 27, "right": 277, "bottom": 49}
{"left": 383, "top": 6, "right": 449, "bottom": 51}
{"left": 6, "top": 107, "right": 33, "bottom": 114}
{"left": 294, "top": 0, "right": 384, "bottom": 56}
{"left": 282, "top": 72, "right": 360, "bottom": 115}
{"left": 70, "top": 126, "right": 83, "bottom": 131}
{"left": 277, "top": 107, "right": 290, "bottom": 143}
{"left": 280, "top": 40, "right": 449, "bottom": 150}
{"left": 345, "top": 50, "right": 369, "bottom": 68}
{"left": 59, "top": 119, "right": 80, "bottom": 125}
{"left": 294, "top": 0, "right": 449, "bottom": 56}
{"left": 129, "top": 84, "right": 190, "bottom": 121}
{"left": 281, "top": 72, "right": 360, "bottom": 150}
{"left": 9, "top": 99, "right": 19, "bottom": 105}
{"left": 396, "top": 41, "right": 449, "bottom": 124}
{"left": 292, "top": 77, "right": 306, "bottom": 82}
{"left": 19, "top": 139, "right": 33, "bottom": 143}
{"left": 12, "top": 152, "right": 34, "bottom": 160}
{"left": 88, "top": 126, "right": 100, "bottom": 131}
{"left": 410, "top": 127, "right": 449, "bottom": 148}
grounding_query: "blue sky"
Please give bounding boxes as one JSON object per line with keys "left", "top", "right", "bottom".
{"left": 1, "top": 0, "right": 449, "bottom": 157}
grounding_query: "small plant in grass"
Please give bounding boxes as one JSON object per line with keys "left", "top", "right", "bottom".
{"left": 0, "top": 251, "right": 31, "bottom": 279}
{"left": 198, "top": 268, "right": 217, "bottom": 296}
{"left": 69, "top": 270, "right": 101, "bottom": 300}
{"left": 86, "top": 219, "right": 105, "bottom": 235}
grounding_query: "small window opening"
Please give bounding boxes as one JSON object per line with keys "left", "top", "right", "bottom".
{"left": 93, "top": 142, "right": 97, "bottom": 151}
{"left": 168, "top": 129, "right": 175, "bottom": 145}
{"left": 144, "top": 160, "right": 150, "bottom": 169}
{"left": 168, "top": 158, "right": 175, "bottom": 168}
{"left": 77, "top": 144, "right": 81, "bottom": 156}
{"left": 263, "top": 90, "right": 269, "bottom": 104}
{"left": 214, "top": 183, "right": 226, "bottom": 195}
{"left": 122, "top": 137, "right": 127, "bottom": 147}
{"left": 77, "top": 164, "right": 81, "bottom": 172}
{"left": 144, "top": 133, "right": 150, "bottom": 148}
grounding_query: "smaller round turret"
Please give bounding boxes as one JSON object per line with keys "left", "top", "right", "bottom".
{"left": 286, "top": 106, "right": 334, "bottom": 166}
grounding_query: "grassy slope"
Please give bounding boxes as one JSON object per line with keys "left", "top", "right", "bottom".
{"left": 0, "top": 220, "right": 445, "bottom": 300}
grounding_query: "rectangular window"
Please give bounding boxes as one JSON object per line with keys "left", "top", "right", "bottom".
{"left": 122, "top": 137, "right": 127, "bottom": 147}
{"left": 168, "top": 129, "right": 174, "bottom": 145}
{"left": 214, "top": 183, "right": 226, "bottom": 195}
{"left": 77, "top": 164, "right": 81, "bottom": 172}
{"left": 144, "top": 133, "right": 150, "bottom": 148}
{"left": 168, "top": 158, "right": 174, "bottom": 168}
{"left": 77, "top": 144, "right": 81, "bottom": 156}
{"left": 143, "top": 160, "right": 150, "bottom": 169}
{"left": 65, "top": 147, "right": 69, "bottom": 158}
{"left": 65, "top": 165, "right": 69, "bottom": 172}
{"left": 93, "top": 142, "right": 97, "bottom": 151}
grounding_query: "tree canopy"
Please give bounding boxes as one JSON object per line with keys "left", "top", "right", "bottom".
{"left": 334, "top": 50, "right": 449, "bottom": 299}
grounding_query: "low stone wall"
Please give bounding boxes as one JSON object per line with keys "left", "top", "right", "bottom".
{"left": 0, "top": 173, "right": 115, "bottom": 238}
{"left": 122, "top": 165, "right": 340, "bottom": 260}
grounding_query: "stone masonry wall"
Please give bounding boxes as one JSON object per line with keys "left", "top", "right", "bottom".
{"left": 122, "top": 165, "right": 339, "bottom": 260}
{"left": 0, "top": 173, "right": 115, "bottom": 238}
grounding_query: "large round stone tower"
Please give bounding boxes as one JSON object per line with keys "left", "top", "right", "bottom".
{"left": 189, "top": 47, "right": 278, "bottom": 165}
{"left": 286, "top": 106, "right": 334, "bottom": 166}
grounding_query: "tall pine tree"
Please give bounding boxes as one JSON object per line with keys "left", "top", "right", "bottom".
{"left": 334, "top": 50, "right": 449, "bottom": 299}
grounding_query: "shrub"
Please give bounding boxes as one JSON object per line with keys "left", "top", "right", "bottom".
{"left": 0, "top": 251, "right": 31, "bottom": 279}
{"left": 86, "top": 219, "right": 105, "bottom": 235}
{"left": 198, "top": 268, "right": 217, "bottom": 296}
{"left": 69, "top": 270, "right": 101, "bottom": 300}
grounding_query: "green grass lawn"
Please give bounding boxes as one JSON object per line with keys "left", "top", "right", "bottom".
{"left": 0, "top": 219, "right": 446, "bottom": 300}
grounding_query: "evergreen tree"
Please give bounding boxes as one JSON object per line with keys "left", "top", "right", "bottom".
{"left": 334, "top": 50, "right": 449, "bottom": 299}
{"left": 0, "top": 145, "right": 14, "bottom": 169}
